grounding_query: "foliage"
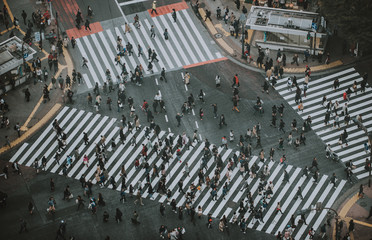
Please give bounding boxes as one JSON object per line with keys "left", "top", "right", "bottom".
{"left": 319, "top": 0, "right": 372, "bottom": 52}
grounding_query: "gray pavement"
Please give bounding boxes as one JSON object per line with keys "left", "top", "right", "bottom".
{"left": 1, "top": 0, "right": 371, "bottom": 239}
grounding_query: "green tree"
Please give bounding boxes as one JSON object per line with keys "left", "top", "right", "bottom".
{"left": 320, "top": 0, "right": 372, "bottom": 53}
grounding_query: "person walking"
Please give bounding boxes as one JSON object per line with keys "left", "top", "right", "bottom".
{"left": 207, "top": 214, "right": 213, "bottom": 228}
{"left": 348, "top": 219, "right": 354, "bottom": 233}
{"left": 84, "top": 19, "right": 91, "bottom": 31}
{"left": 310, "top": 157, "right": 319, "bottom": 171}
{"left": 204, "top": 9, "right": 212, "bottom": 22}
{"left": 302, "top": 166, "right": 309, "bottom": 178}
{"left": 151, "top": 50, "right": 159, "bottom": 62}
{"left": 283, "top": 169, "right": 289, "bottom": 183}
{"left": 210, "top": 103, "right": 218, "bottom": 118}
{"left": 151, "top": 1, "right": 157, "bottom": 14}
{"left": 15, "top": 123, "right": 21, "bottom": 137}
{"left": 172, "top": 9, "right": 177, "bottom": 22}
{"left": 163, "top": 28, "right": 169, "bottom": 40}
{"left": 160, "top": 203, "right": 166, "bottom": 216}
{"left": 178, "top": 179, "right": 186, "bottom": 194}
{"left": 275, "top": 202, "right": 283, "bottom": 214}
{"left": 131, "top": 211, "right": 140, "bottom": 224}
{"left": 150, "top": 25, "right": 156, "bottom": 38}
{"left": 82, "top": 57, "right": 88, "bottom": 68}
{"left": 19, "top": 218, "right": 28, "bottom": 233}
{"left": 70, "top": 37, "right": 76, "bottom": 49}
{"left": 134, "top": 190, "right": 144, "bottom": 205}
{"left": 219, "top": 114, "right": 227, "bottom": 128}
{"left": 115, "top": 208, "right": 123, "bottom": 223}
{"left": 232, "top": 95, "right": 239, "bottom": 112}
{"left": 232, "top": 74, "right": 239, "bottom": 88}
{"left": 176, "top": 113, "right": 183, "bottom": 127}
{"left": 295, "top": 186, "right": 303, "bottom": 200}
{"left": 215, "top": 75, "right": 221, "bottom": 88}
{"left": 21, "top": 10, "right": 27, "bottom": 25}
{"left": 330, "top": 173, "right": 337, "bottom": 188}
{"left": 313, "top": 170, "right": 319, "bottom": 184}
{"left": 76, "top": 195, "right": 85, "bottom": 210}
{"left": 358, "top": 184, "right": 365, "bottom": 198}
{"left": 160, "top": 68, "right": 167, "bottom": 82}
{"left": 199, "top": 108, "right": 204, "bottom": 120}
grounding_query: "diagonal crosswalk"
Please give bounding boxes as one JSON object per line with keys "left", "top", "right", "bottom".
{"left": 10, "top": 106, "right": 346, "bottom": 239}
{"left": 271, "top": 68, "right": 371, "bottom": 180}
{"left": 75, "top": 9, "right": 222, "bottom": 89}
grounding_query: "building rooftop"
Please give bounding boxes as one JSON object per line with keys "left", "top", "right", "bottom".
{"left": 0, "top": 36, "right": 36, "bottom": 75}
{"left": 246, "top": 6, "right": 325, "bottom": 36}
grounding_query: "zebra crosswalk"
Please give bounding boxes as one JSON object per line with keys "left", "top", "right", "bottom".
{"left": 272, "top": 67, "right": 371, "bottom": 180}
{"left": 10, "top": 106, "right": 346, "bottom": 239}
{"left": 75, "top": 9, "right": 222, "bottom": 89}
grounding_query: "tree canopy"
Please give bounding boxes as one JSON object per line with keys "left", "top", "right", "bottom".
{"left": 319, "top": 0, "right": 372, "bottom": 53}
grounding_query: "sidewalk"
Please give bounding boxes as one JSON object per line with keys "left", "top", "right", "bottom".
{"left": 0, "top": 0, "right": 73, "bottom": 153}
{"left": 336, "top": 181, "right": 372, "bottom": 240}
{"left": 195, "top": 0, "right": 357, "bottom": 74}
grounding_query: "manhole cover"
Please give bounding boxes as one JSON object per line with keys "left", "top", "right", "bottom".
{"left": 215, "top": 33, "right": 223, "bottom": 39}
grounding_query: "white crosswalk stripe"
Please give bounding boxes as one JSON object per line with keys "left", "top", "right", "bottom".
{"left": 75, "top": 9, "right": 222, "bottom": 89}
{"left": 271, "top": 68, "right": 371, "bottom": 180}
{"left": 10, "top": 107, "right": 345, "bottom": 239}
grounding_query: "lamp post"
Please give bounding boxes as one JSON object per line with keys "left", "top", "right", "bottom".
{"left": 240, "top": 13, "right": 247, "bottom": 59}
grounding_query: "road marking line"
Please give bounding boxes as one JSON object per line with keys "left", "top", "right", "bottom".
{"left": 182, "top": 10, "right": 215, "bottom": 60}
{"left": 114, "top": 0, "right": 129, "bottom": 22}
{"left": 33, "top": 108, "right": 78, "bottom": 167}
{"left": 115, "top": 132, "right": 160, "bottom": 188}
{"left": 150, "top": 17, "right": 182, "bottom": 67}
{"left": 157, "top": 15, "right": 191, "bottom": 66}
{"left": 155, "top": 78, "right": 159, "bottom": 85}
{"left": 9, "top": 143, "right": 28, "bottom": 162}
{"left": 148, "top": 1, "right": 188, "bottom": 17}
{"left": 192, "top": 109, "right": 195, "bottom": 116}
{"left": 163, "top": 13, "right": 198, "bottom": 63}
{"left": 184, "top": 84, "right": 188, "bottom": 91}
{"left": 76, "top": 39, "right": 101, "bottom": 86}
{"left": 21, "top": 107, "right": 74, "bottom": 165}
{"left": 168, "top": 127, "right": 171, "bottom": 132}
{"left": 167, "top": 143, "right": 206, "bottom": 203}
{"left": 195, "top": 121, "right": 199, "bottom": 129}
{"left": 168, "top": 13, "right": 205, "bottom": 62}
{"left": 83, "top": 36, "right": 106, "bottom": 81}
{"left": 97, "top": 31, "right": 122, "bottom": 81}
{"left": 165, "top": 115, "right": 168, "bottom": 122}
{"left": 199, "top": 134, "right": 202, "bottom": 141}
{"left": 8, "top": 104, "right": 64, "bottom": 160}
{"left": 183, "top": 57, "right": 228, "bottom": 69}
{"left": 91, "top": 34, "right": 117, "bottom": 82}
{"left": 115, "top": 26, "right": 145, "bottom": 73}
{"left": 141, "top": 18, "right": 174, "bottom": 69}
{"left": 50, "top": 112, "right": 94, "bottom": 173}
{"left": 82, "top": 73, "right": 93, "bottom": 89}
{"left": 130, "top": 21, "right": 159, "bottom": 73}
{"left": 119, "top": 0, "right": 148, "bottom": 6}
